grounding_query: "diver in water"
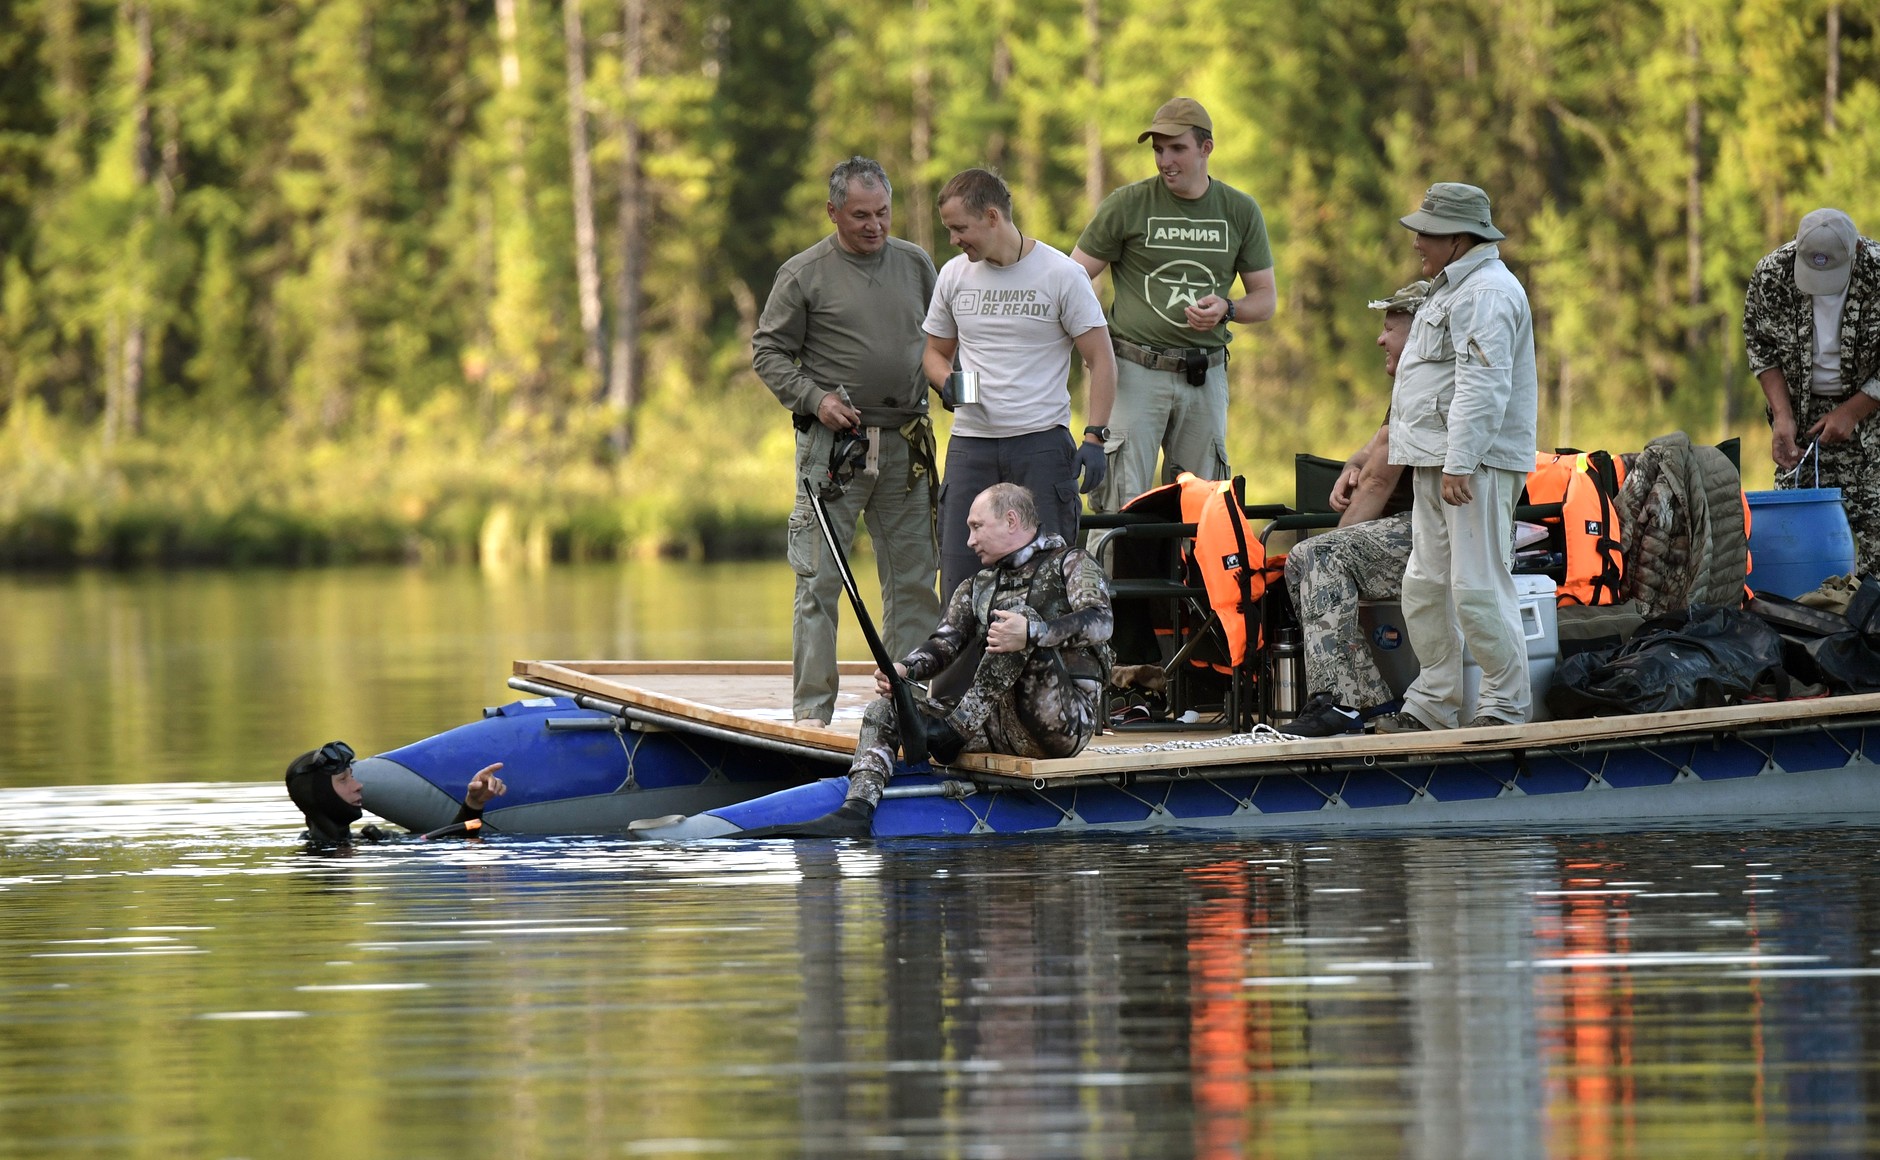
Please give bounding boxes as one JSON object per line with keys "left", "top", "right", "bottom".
{"left": 285, "top": 740, "right": 506, "bottom": 847}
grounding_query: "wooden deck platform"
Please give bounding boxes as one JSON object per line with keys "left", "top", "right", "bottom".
{"left": 513, "top": 659, "right": 1880, "bottom": 783}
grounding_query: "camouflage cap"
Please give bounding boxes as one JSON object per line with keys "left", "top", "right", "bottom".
{"left": 1367, "top": 279, "right": 1431, "bottom": 314}
{"left": 1399, "top": 182, "right": 1505, "bottom": 240}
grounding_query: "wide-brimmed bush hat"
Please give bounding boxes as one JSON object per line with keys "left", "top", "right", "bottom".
{"left": 1400, "top": 183, "right": 1505, "bottom": 241}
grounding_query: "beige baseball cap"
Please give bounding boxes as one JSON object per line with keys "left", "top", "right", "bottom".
{"left": 1794, "top": 208, "right": 1859, "bottom": 296}
{"left": 1138, "top": 97, "right": 1213, "bottom": 143}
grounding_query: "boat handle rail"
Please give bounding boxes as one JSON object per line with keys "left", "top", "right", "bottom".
{"left": 882, "top": 780, "right": 977, "bottom": 800}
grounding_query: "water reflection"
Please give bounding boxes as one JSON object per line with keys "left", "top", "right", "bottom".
{"left": 8, "top": 793, "right": 1880, "bottom": 1155}
{"left": 0, "top": 562, "right": 865, "bottom": 788}
{"left": 11, "top": 560, "right": 1880, "bottom": 1154}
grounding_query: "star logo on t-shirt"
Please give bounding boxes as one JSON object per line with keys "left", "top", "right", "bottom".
{"left": 1163, "top": 270, "right": 1212, "bottom": 309}
{"left": 1146, "top": 260, "right": 1219, "bottom": 324}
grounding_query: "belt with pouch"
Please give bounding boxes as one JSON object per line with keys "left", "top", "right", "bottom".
{"left": 1113, "top": 338, "right": 1228, "bottom": 384}
{"left": 792, "top": 382, "right": 922, "bottom": 431}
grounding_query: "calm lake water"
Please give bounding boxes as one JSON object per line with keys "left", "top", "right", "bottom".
{"left": 5, "top": 565, "right": 1880, "bottom": 1157}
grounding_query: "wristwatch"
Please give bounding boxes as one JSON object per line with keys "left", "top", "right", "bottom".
{"left": 1223, "top": 299, "right": 1237, "bottom": 323}
{"left": 1083, "top": 424, "right": 1110, "bottom": 442}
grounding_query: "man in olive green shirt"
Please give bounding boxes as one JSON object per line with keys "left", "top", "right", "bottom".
{"left": 1072, "top": 98, "right": 1277, "bottom": 511}
{"left": 752, "top": 157, "right": 942, "bottom": 727}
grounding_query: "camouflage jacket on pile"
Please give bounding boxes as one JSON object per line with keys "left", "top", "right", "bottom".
{"left": 1617, "top": 432, "right": 1749, "bottom": 618}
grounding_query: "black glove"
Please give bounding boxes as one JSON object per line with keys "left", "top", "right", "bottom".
{"left": 1073, "top": 440, "right": 1107, "bottom": 495}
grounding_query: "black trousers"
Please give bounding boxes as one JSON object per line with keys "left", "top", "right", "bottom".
{"left": 930, "top": 427, "right": 1081, "bottom": 701}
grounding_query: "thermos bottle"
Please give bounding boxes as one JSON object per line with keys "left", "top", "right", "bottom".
{"left": 1269, "top": 627, "right": 1304, "bottom": 721}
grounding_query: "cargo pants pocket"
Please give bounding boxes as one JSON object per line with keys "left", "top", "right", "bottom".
{"left": 787, "top": 503, "right": 819, "bottom": 578}
{"left": 1209, "top": 438, "right": 1231, "bottom": 482}
{"left": 1054, "top": 477, "right": 1082, "bottom": 536}
{"left": 1092, "top": 435, "right": 1130, "bottom": 512}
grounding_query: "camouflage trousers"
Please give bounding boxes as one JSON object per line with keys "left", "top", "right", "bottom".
{"left": 1282, "top": 512, "right": 1413, "bottom": 710}
{"left": 845, "top": 604, "right": 1102, "bottom": 806}
{"left": 1781, "top": 391, "right": 1880, "bottom": 577}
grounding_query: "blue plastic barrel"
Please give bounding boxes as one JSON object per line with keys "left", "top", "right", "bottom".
{"left": 1745, "top": 488, "right": 1856, "bottom": 598}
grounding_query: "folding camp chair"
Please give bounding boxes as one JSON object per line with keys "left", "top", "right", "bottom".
{"left": 1085, "top": 503, "right": 1221, "bottom": 730}
{"left": 1088, "top": 478, "right": 1291, "bottom": 732}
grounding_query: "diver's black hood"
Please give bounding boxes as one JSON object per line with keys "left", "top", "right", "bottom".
{"left": 285, "top": 744, "right": 363, "bottom": 846}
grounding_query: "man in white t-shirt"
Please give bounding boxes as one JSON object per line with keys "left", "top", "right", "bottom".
{"left": 921, "top": 168, "right": 1116, "bottom": 699}
{"left": 922, "top": 168, "right": 1117, "bottom": 605}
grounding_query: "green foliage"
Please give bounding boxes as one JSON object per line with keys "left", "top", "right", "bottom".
{"left": 0, "top": 0, "right": 1868, "bottom": 564}
{"left": 716, "top": 0, "right": 820, "bottom": 302}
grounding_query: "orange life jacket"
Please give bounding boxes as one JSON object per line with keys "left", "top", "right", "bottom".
{"left": 1525, "top": 450, "right": 1626, "bottom": 606}
{"left": 1114, "top": 473, "right": 1275, "bottom": 671}
{"left": 1177, "top": 472, "right": 1270, "bottom": 668}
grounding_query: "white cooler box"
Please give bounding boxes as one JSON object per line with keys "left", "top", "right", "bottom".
{"left": 1357, "top": 574, "right": 1560, "bottom": 722}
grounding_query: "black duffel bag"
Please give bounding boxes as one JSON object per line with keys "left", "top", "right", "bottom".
{"left": 1782, "top": 575, "right": 1880, "bottom": 694}
{"left": 1848, "top": 575, "right": 1880, "bottom": 640}
{"left": 1546, "top": 604, "right": 1789, "bottom": 718}
{"left": 1792, "top": 632, "right": 1880, "bottom": 694}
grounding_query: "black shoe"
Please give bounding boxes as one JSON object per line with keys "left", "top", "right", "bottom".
{"left": 743, "top": 799, "right": 876, "bottom": 839}
{"left": 924, "top": 715, "right": 967, "bottom": 764}
{"left": 1283, "top": 692, "right": 1363, "bottom": 737}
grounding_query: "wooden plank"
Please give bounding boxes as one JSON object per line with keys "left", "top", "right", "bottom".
{"left": 513, "top": 659, "right": 874, "bottom": 677}
{"left": 516, "top": 660, "right": 858, "bottom": 752}
{"left": 990, "top": 692, "right": 1880, "bottom": 778}
{"left": 518, "top": 669, "right": 875, "bottom": 725}
{"left": 514, "top": 661, "right": 1025, "bottom": 772}
{"left": 512, "top": 658, "right": 1880, "bottom": 783}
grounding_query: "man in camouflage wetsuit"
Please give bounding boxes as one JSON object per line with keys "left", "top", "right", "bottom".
{"left": 1281, "top": 280, "right": 1429, "bottom": 736}
{"left": 1744, "top": 208, "right": 1880, "bottom": 576}
{"left": 791, "top": 482, "right": 1113, "bottom": 836}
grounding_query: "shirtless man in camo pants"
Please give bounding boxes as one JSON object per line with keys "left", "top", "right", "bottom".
{"left": 1281, "top": 280, "right": 1429, "bottom": 737}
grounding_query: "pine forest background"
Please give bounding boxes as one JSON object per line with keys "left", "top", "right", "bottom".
{"left": 1, "top": 0, "right": 1876, "bottom": 566}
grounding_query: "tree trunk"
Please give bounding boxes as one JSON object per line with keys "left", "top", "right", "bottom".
{"left": 491, "top": 0, "right": 549, "bottom": 408}
{"left": 1825, "top": 3, "right": 1840, "bottom": 134}
{"left": 495, "top": 0, "right": 523, "bottom": 94}
{"left": 1684, "top": 25, "right": 1705, "bottom": 365}
{"left": 909, "top": 0, "right": 933, "bottom": 254}
{"left": 609, "top": 0, "right": 646, "bottom": 455}
{"left": 985, "top": 32, "right": 1011, "bottom": 173}
{"left": 109, "top": 0, "right": 154, "bottom": 446}
{"left": 563, "top": 0, "right": 606, "bottom": 392}
{"left": 1556, "top": 356, "right": 1573, "bottom": 449}
{"left": 1083, "top": 0, "right": 1102, "bottom": 215}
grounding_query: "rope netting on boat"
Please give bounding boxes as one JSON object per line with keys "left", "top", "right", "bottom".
{"left": 1088, "top": 724, "right": 1303, "bottom": 755}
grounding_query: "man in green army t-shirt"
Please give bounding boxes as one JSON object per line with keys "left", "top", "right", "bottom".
{"left": 1071, "top": 97, "right": 1276, "bottom": 512}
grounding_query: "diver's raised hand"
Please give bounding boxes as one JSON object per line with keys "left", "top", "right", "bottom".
{"left": 465, "top": 763, "right": 507, "bottom": 810}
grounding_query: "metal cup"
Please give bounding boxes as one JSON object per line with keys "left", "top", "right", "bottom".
{"left": 945, "top": 370, "right": 980, "bottom": 408}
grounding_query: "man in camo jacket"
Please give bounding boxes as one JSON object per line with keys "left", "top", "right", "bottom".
{"left": 1744, "top": 208, "right": 1880, "bottom": 576}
